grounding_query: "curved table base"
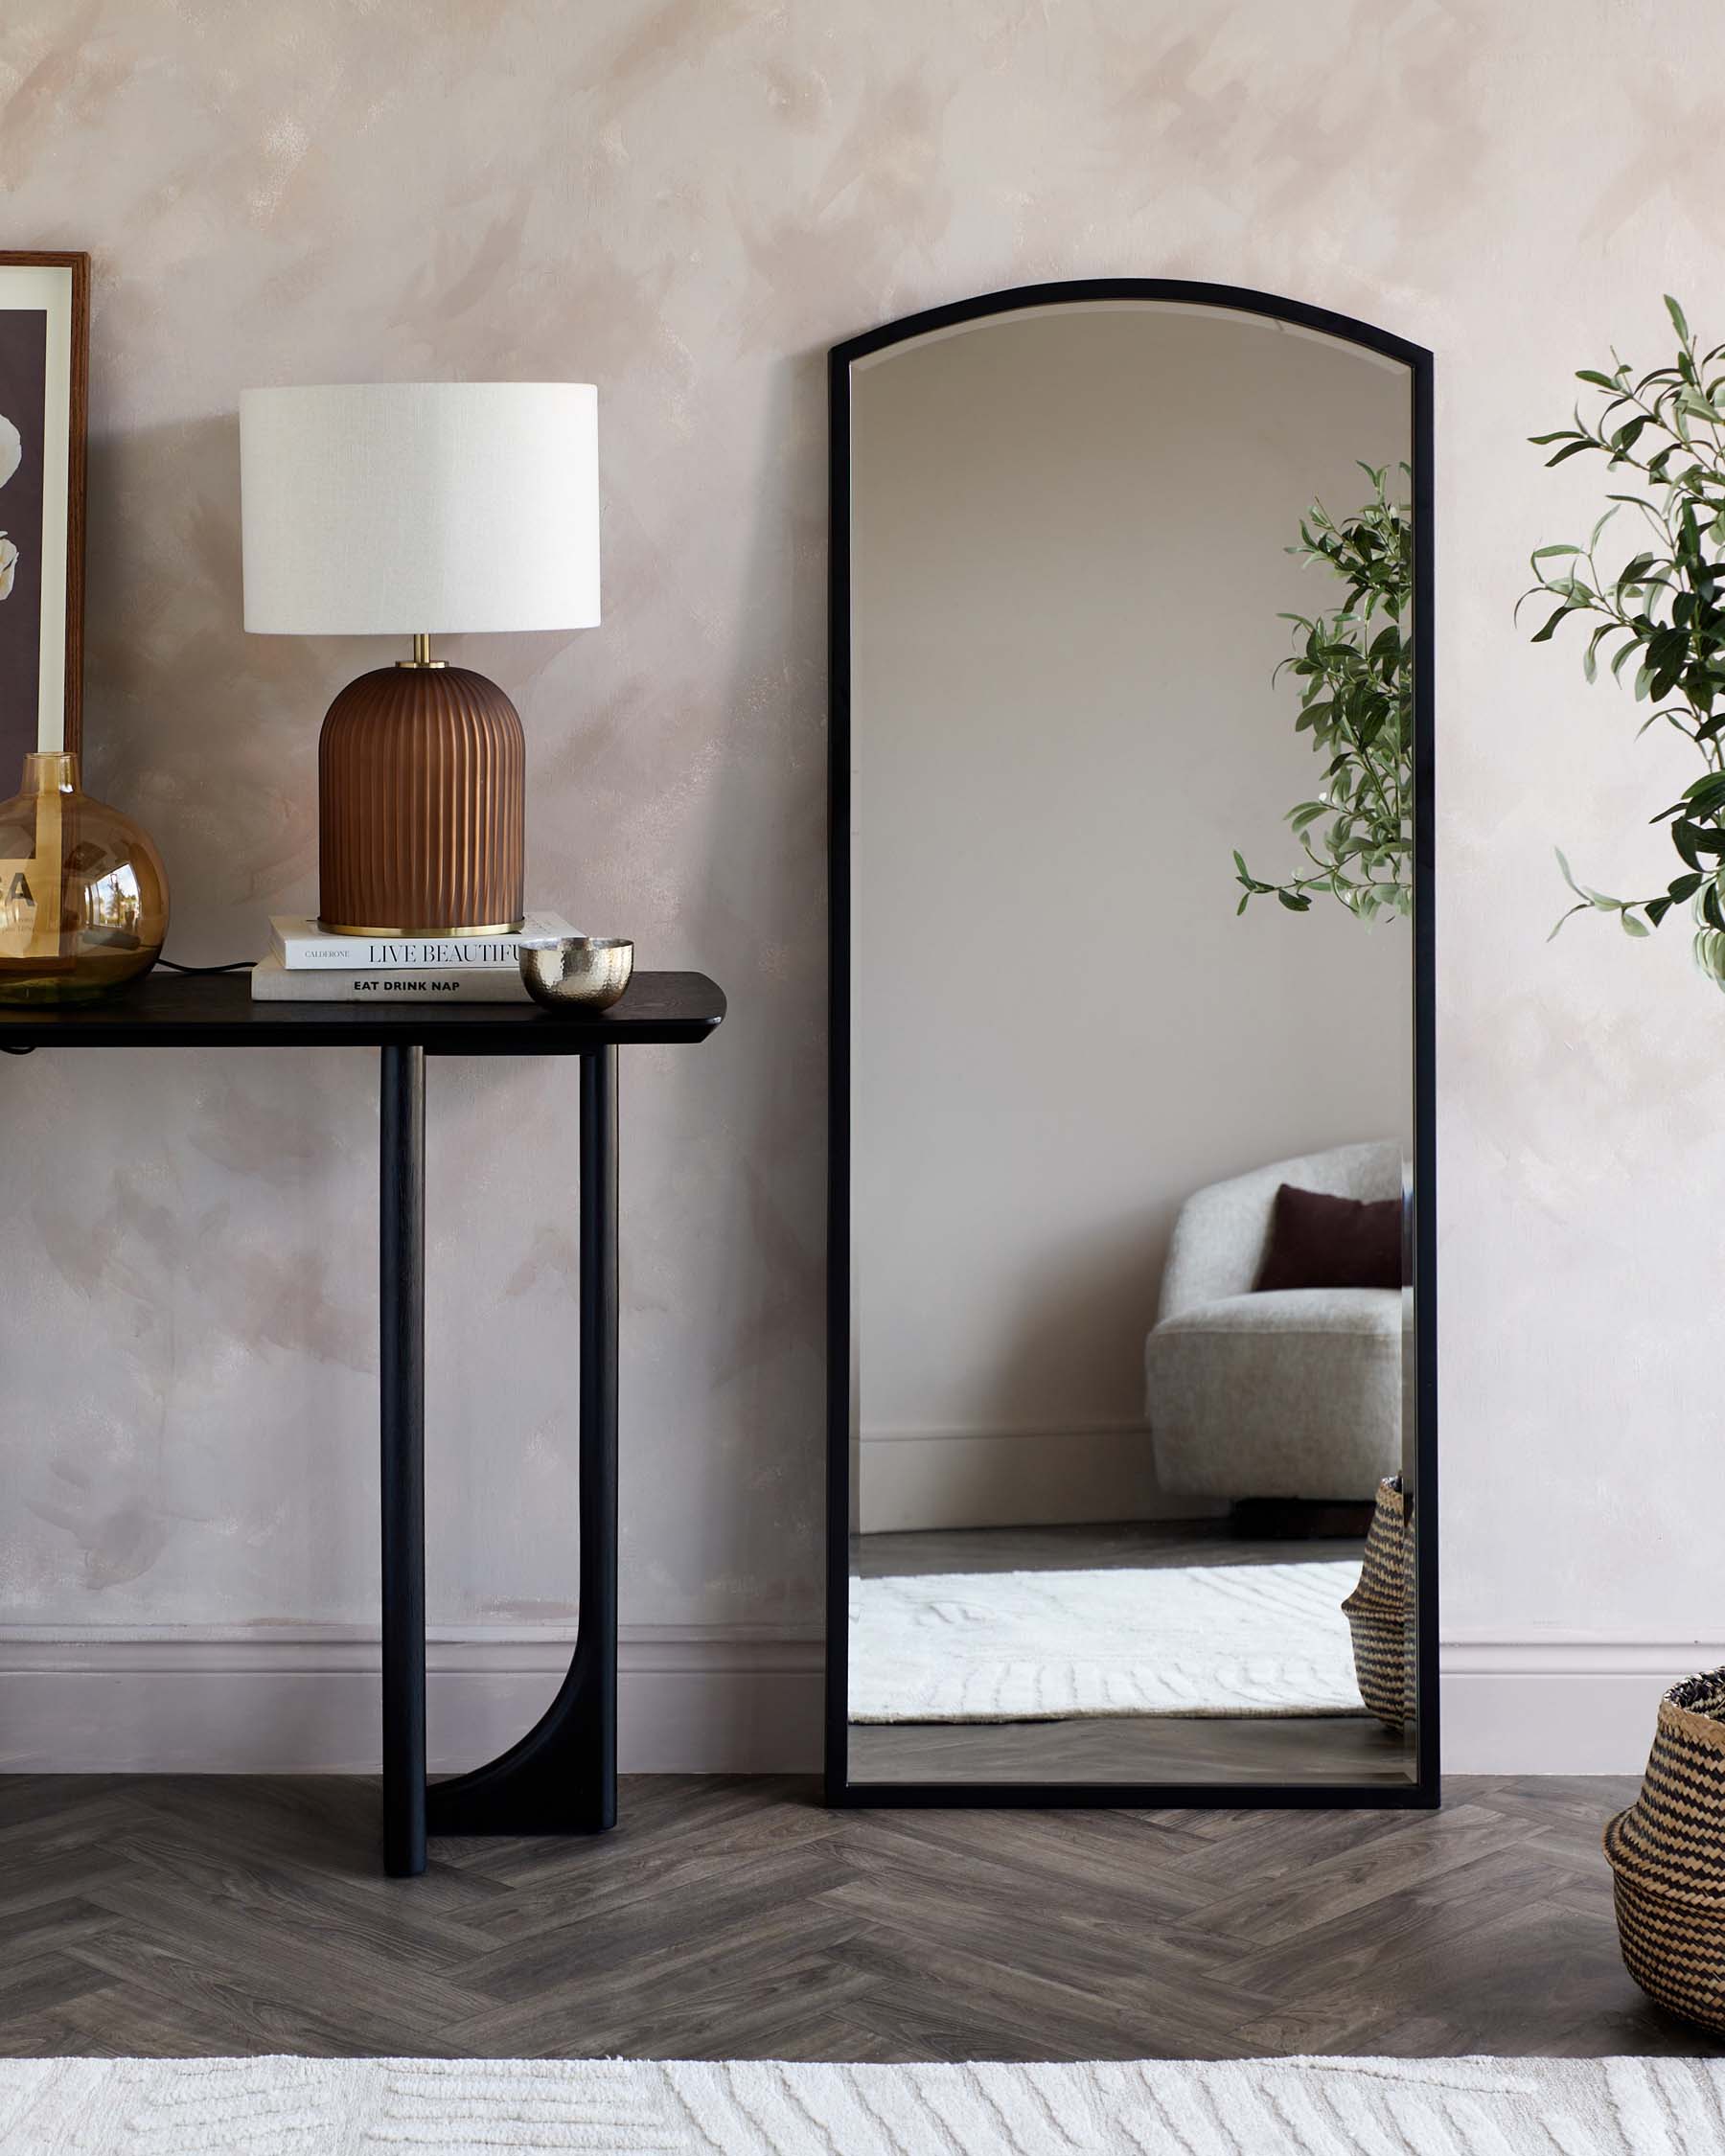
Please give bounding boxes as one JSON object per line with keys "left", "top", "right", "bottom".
{"left": 380, "top": 1044, "right": 619, "bottom": 1874}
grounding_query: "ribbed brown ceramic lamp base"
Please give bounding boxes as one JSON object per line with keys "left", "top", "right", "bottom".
{"left": 317, "top": 664, "right": 525, "bottom": 936}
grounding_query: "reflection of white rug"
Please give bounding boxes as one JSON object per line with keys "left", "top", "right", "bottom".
{"left": 848, "top": 1559, "right": 1364, "bottom": 1721}
{"left": 4, "top": 2057, "right": 1722, "bottom": 2156}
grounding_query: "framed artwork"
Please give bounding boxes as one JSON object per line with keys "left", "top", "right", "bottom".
{"left": 0, "top": 253, "right": 88, "bottom": 782}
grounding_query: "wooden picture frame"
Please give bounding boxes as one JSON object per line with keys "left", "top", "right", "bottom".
{"left": 0, "top": 252, "right": 89, "bottom": 779}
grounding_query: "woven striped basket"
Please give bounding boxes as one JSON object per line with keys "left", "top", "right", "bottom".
{"left": 1340, "top": 1475, "right": 1415, "bottom": 1730}
{"left": 1604, "top": 1669, "right": 1725, "bottom": 2032}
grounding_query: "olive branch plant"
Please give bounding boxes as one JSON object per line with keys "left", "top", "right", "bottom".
{"left": 1233, "top": 463, "right": 1413, "bottom": 923}
{"left": 1522, "top": 296, "right": 1725, "bottom": 981}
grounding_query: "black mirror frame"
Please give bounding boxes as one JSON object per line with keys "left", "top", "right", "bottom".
{"left": 826, "top": 278, "right": 1437, "bottom": 1813}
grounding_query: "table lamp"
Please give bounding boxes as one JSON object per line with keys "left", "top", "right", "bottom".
{"left": 240, "top": 381, "right": 599, "bottom": 936}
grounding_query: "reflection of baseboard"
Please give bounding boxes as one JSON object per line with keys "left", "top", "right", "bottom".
{"left": 857, "top": 1424, "right": 1223, "bottom": 1534}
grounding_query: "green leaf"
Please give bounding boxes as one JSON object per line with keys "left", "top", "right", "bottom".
{"left": 1243, "top": 468, "right": 1412, "bottom": 927}
{"left": 1669, "top": 294, "right": 1694, "bottom": 344}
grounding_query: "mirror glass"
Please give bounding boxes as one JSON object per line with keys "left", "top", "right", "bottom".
{"left": 841, "top": 295, "right": 1422, "bottom": 1790}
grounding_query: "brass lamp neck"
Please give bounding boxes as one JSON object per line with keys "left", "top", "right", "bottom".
{"left": 397, "top": 631, "right": 447, "bottom": 670}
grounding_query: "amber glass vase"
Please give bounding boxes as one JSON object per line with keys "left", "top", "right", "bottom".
{"left": 0, "top": 752, "right": 169, "bottom": 1003}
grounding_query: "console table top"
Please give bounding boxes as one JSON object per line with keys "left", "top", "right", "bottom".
{"left": 0, "top": 968, "right": 726, "bottom": 1051}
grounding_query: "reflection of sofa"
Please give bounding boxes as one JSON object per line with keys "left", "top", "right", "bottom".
{"left": 1144, "top": 1141, "right": 1404, "bottom": 1502}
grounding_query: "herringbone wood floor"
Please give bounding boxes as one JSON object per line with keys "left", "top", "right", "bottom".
{"left": 0, "top": 1774, "right": 1714, "bottom": 2061}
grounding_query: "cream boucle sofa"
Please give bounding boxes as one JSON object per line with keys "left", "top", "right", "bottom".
{"left": 1144, "top": 1140, "right": 1405, "bottom": 1502}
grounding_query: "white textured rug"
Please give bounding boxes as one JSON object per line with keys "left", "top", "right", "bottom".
{"left": 3, "top": 2056, "right": 1725, "bottom": 2154}
{"left": 848, "top": 1559, "right": 1364, "bottom": 1720}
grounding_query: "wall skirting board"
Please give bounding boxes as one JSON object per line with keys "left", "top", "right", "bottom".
{"left": 1440, "top": 1638, "right": 1725, "bottom": 1776}
{"left": 2, "top": 1627, "right": 1709, "bottom": 1776}
{"left": 0, "top": 1625, "right": 824, "bottom": 1777}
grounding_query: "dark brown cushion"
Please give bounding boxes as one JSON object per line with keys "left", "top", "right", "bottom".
{"left": 1254, "top": 1182, "right": 1401, "bottom": 1293}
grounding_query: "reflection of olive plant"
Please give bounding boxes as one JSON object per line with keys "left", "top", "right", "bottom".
{"left": 1522, "top": 298, "right": 1725, "bottom": 985}
{"left": 0, "top": 413, "right": 18, "bottom": 601}
{"left": 1233, "top": 464, "right": 1413, "bottom": 923}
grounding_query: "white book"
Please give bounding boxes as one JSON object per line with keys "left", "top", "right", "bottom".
{"left": 250, "top": 953, "right": 533, "bottom": 1003}
{"left": 269, "top": 912, "right": 577, "bottom": 971}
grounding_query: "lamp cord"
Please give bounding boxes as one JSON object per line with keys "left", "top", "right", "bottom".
{"left": 0, "top": 953, "right": 256, "bottom": 1052}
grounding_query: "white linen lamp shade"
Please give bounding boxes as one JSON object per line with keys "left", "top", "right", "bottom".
{"left": 241, "top": 382, "right": 599, "bottom": 634}
{"left": 239, "top": 381, "right": 600, "bottom": 935}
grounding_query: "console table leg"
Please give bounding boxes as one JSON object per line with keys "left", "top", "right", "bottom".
{"left": 380, "top": 1043, "right": 427, "bottom": 1878}
{"left": 423, "top": 1042, "right": 619, "bottom": 1838}
{"left": 575, "top": 1040, "right": 619, "bottom": 1829}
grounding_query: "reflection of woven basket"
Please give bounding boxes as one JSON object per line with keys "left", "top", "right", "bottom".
{"left": 1604, "top": 1669, "right": 1725, "bottom": 2032}
{"left": 1341, "top": 1475, "right": 1414, "bottom": 1730}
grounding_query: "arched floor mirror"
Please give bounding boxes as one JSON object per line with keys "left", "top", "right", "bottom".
{"left": 827, "top": 281, "right": 1436, "bottom": 1810}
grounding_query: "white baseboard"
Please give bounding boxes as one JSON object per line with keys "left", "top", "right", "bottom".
{"left": 5, "top": 1626, "right": 1702, "bottom": 1778}
{"left": 0, "top": 1624, "right": 825, "bottom": 1776}
{"left": 857, "top": 1424, "right": 1220, "bottom": 1534}
{"left": 1440, "top": 1638, "right": 1725, "bottom": 1776}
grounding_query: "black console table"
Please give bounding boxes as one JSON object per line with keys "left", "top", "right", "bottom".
{"left": 0, "top": 969, "right": 726, "bottom": 1876}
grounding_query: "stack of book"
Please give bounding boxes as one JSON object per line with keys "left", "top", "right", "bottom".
{"left": 251, "top": 914, "right": 578, "bottom": 1001}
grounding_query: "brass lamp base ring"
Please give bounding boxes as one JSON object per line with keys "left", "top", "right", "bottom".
{"left": 317, "top": 919, "right": 526, "bottom": 939}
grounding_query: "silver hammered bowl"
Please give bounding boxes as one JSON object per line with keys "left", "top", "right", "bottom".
{"left": 518, "top": 935, "right": 634, "bottom": 1013}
